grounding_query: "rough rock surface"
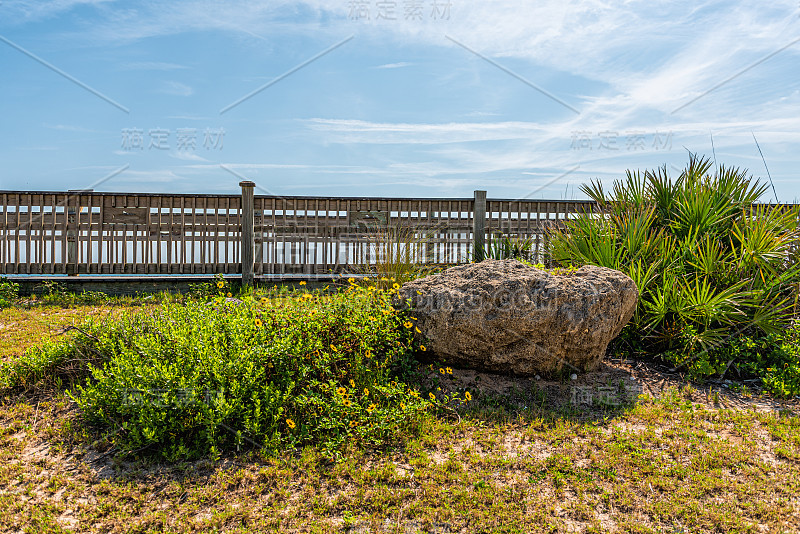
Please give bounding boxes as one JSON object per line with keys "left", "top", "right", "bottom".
{"left": 395, "top": 259, "right": 638, "bottom": 375}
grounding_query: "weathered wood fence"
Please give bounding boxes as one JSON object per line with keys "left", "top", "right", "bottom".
{"left": 0, "top": 185, "right": 598, "bottom": 279}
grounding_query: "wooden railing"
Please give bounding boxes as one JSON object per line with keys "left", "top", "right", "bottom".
{"left": 0, "top": 187, "right": 598, "bottom": 277}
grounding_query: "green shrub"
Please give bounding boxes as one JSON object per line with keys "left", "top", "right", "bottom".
{"left": 0, "top": 277, "right": 19, "bottom": 308}
{"left": 188, "top": 273, "right": 233, "bottom": 299}
{"left": 360, "top": 224, "right": 439, "bottom": 290}
{"left": 690, "top": 325, "right": 800, "bottom": 398}
{"left": 484, "top": 232, "right": 537, "bottom": 262}
{"left": 550, "top": 156, "right": 800, "bottom": 386}
{"left": 7, "top": 282, "right": 436, "bottom": 460}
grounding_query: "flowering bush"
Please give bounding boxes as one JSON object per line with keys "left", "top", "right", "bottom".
{"left": 28, "top": 282, "right": 441, "bottom": 460}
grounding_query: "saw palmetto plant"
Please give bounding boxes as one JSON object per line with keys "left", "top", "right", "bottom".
{"left": 549, "top": 155, "right": 800, "bottom": 379}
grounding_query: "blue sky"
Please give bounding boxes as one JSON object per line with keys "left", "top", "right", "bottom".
{"left": 1, "top": 0, "right": 798, "bottom": 200}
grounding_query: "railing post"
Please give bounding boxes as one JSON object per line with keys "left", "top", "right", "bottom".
{"left": 473, "top": 190, "right": 487, "bottom": 262}
{"left": 65, "top": 190, "right": 91, "bottom": 275}
{"left": 240, "top": 181, "right": 255, "bottom": 287}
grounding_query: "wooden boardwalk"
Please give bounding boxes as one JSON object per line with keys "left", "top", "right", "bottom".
{"left": 1, "top": 188, "right": 597, "bottom": 276}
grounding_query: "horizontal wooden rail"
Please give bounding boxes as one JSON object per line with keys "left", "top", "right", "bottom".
{"left": 6, "top": 189, "right": 789, "bottom": 278}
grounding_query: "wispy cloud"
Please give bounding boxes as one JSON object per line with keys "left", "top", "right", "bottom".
{"left": 44, "top": 123, "right": 101, "bottom": 133}
{"left": 158, "top": 81, "right": 194, "bottom": 96}
{"left": 120, "top": 61, "right": 190, "bottom": 71}
{"left": 374, "top": 62, "right": 413, "bottom": 69}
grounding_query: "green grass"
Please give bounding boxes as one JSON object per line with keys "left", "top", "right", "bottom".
{"left": 1, "top": 282, "right": 447, "bottom": 462}
{"left": 2, "top": 290, "right": 800, "bottom": 532}
{"left": 1, "top": 383, "right": 799, "bottom": 532}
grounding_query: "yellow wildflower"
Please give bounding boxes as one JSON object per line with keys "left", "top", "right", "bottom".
{"left": 367, "top": 404, "right": 376, "bottom": 413}
{"left": 350, "top": 379, "right": 355, "bottom": 388}
{"left": 343, "top": 399, "right": 352, "bottom": 407}
{"left": 420, "top": 345, "right": 427, "bottom": 352}
{"left": 299, "top": 281, "right": 306, "bottom": 286}
{"left": 410, "top": 390, "right": 419, "bottom": 398}
{"left": 446, "top": 367, "right": 453, "bottom": 375}
{"left": 348, "top": 277, "right": 356, "bottom": 284}
{"left": 286, "top": 419, "right": 296, "bottom": 429}
{"left": 400, "top": 403, "right": 406, "bottom": 410}
{"left": 254, "top": 318, "right": 263, "bottom": 327}
{"left": 415, "top": 327, "right": 421, "bottom": 334}
{"left": 227, "top": 292, "right": 232, "bottom": 297}
{"left": 465, "top": 391, "right": 472, "bottom": 401}
{"left": 392, "top": 283, "right": 400, "bottom": 290}
{"left": 349, "top": 421, "right": 357, "bottom": 427}
{"left": 331, "top": 345, "right": 338, "bottom": 352}
{"left": 404, "top": 321, "right": 413, "bottom": 329}
{"left": 337, "top": 387, "right": 346, "bottom": 396}
{"left": 216, "top": 281, "right": 224, "bottom": 289}
{"left": 439, "top": 368, "right": 445, "bottom": 375}
{"left": 429, "top": 392, "right": 436, "bottom": 401}
{"left": 363, "top": 388, "right": 369, "bottom": 397}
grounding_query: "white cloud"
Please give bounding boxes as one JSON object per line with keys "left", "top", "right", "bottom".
{"left": 158, "top": 81, "right": 194, "bottom": 97}
{"left": 120, "top": 61, "right": 190, "bottom": 71}
{"left": 373, "top": 62, "right": 413, "bottom": 69}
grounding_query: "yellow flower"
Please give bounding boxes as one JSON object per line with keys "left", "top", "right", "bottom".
{"left": 404, "top": 321, "right": 413, "bottom": 329}
{"left": 465, "top": 391, "right": 472, "bottom": 401}
{"left": 343, "top": 399, "right": 352, "bottom": 407}
{"left": 350, "top": 379, "right": 355, "bottom": 388}
{"left": 393, "top": 283, "right": 400, "bottom": 290}
{"left": 260, "top": 297, "right": 268, "bottom": 304}
{"left": 227, "top": 292, "right": 232, "bottom": 297}
{"left": 367, "top": 404, "right": 376, "bottom": 413}
{"left": 337, "top": 387, "right": 346, "bottom": 396}
{"left": 410, "top": 390, "right": 419, "bottom": 398}
{"left": 428, "top": 392, "right": 436, "bottom": 401}
{"left": 390, "top": 277, "right": 396, "bottom": 281}
{"left": 363, "top": 388, "right": 369, "bottom": 397}
{"left": 349, "top": 421, "right": 357, "bottom": 427}
{"left": 420, "top": 345, "right": 427, "bottom": 352}
{"left": 415, "top": 327, "right": 421, "bottom": 334}
{"left": 299, "top": 281, "right": 306, "bottom": 286}
{"left": 254, "top": 318, "right": 263, "bottom": 327}
{"left": 416, "top": 291, "right": 422, "bottom": 295}
{"left": 286, "top": 419, "right": 296, "bottom": 429}
{"left": 446, "top": 367, "right": 453, "bottom": 375}
{"left": 400, "top": 403, "right": 406, "bottom": 410}
{"left": 348, "top": 277, "right": 356, "bottom": 284}
{"left": 411, "top": 317, "right": 418, "bottom": 321}
{"left": 365, "top": 351, "right": 372, "bottom": 359}
{"left": 216, "top": 281, "right": 224, "bottom": 289}
{"left": 331, "top": 345, "right": 338, "bottom": 352}
{"left": 439, "top": 368, "right": 445, "bottom": 375}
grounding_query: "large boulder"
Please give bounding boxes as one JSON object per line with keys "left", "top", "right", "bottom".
{"left": 395, "top": 259, "right": 638, "bottom": 375}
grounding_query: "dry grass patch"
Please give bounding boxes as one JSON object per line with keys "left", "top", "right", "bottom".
{"left": 2, "top": 304, "right": 800, "bottom": 533}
